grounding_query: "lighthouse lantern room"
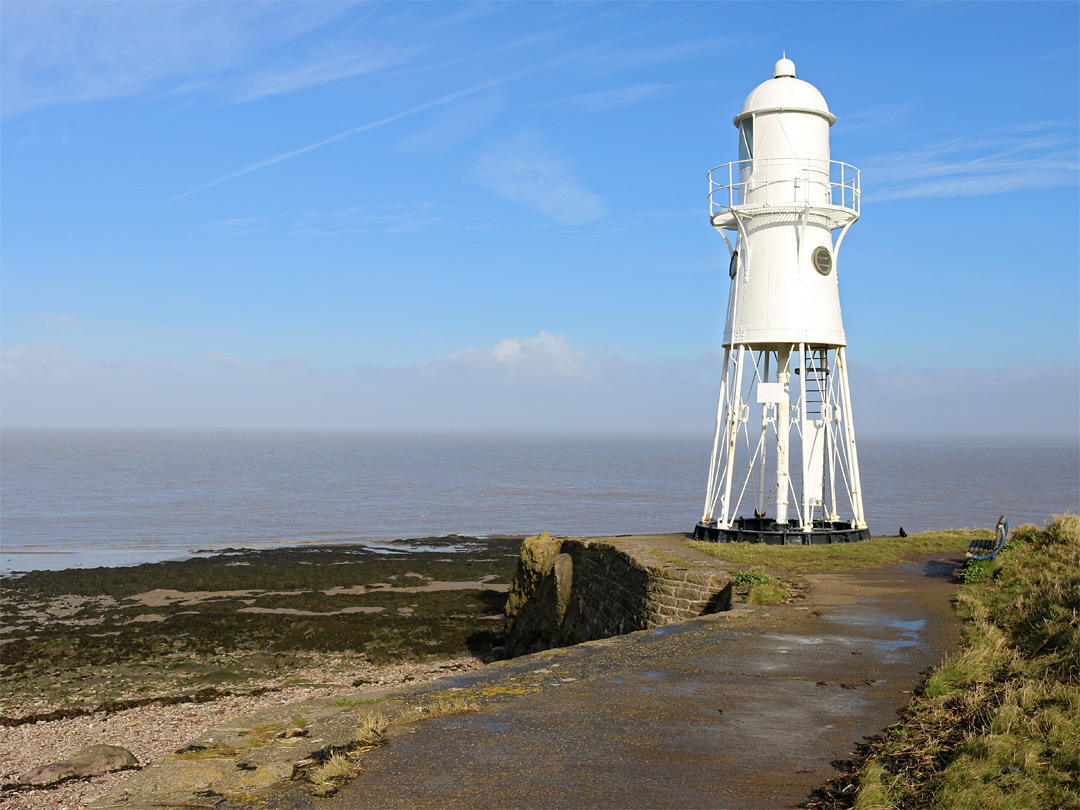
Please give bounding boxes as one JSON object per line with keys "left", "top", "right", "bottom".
{"left": 694, "top": 57, "right": 870, "bottom": 545}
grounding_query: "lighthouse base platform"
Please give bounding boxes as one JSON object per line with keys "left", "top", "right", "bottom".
{"left": 693, "top": 517, "right": 870, "bottom": 545}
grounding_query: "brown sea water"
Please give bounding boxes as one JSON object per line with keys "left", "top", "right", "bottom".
{"left": 2, "top": 430, "right": 1077, "bottom": 573}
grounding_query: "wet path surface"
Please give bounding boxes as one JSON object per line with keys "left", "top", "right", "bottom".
{"left": 313, "top": 554, "right": 961, "bottom": 809}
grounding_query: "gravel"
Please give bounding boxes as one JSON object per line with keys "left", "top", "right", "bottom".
{"left": 0, "top": 654, "right": 485, "bottom": 810}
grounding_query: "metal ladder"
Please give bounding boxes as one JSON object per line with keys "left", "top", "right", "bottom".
{"left": 801, "top": 347, "right": 829, "bottom": 419}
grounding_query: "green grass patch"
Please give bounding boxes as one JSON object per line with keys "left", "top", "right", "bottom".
{"left": 827, "top": 513, "right": 1080, "bottom": 810}
{"left": 733, "top": 570, "right": 772, "bottom": 588}
{"left": 689, "top": 528, "right": 977, "bottom": 573}
{"left": 733, "top": 570, "right": 790, "bottom": 604}
{"left": 958, "top": 557, "right": 1001, "bottom": 584}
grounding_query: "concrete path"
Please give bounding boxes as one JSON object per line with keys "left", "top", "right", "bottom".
{"left": 309, "top": 554, "right": 961, "bottom": 810}
{"left": 98, "top": 553, "right": 961, "bottom": 810}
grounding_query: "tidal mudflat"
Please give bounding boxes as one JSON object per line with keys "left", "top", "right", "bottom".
{"left": 0, "top": 536, "right": 521, "bottom": 722}
{"left": 0, "top": 536, "right": 521, "bottom": 807}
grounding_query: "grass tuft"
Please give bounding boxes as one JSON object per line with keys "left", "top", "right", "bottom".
{"left": 303, "top": 711, "right": 388, "bottom": 796}
{"left": 851, "top": 760, "right": 898, "bottom": 810}
{"left": 396, "top": 692, "right": 479, "bottom": 723}
{"left": 958, "top": 557, "right": 1000, "bottom": 584}
{"left": 308, "top": 753, "right": 361, "bottom": 796}
{"left": 732, "top": 569, "right": 792, "bottom": 604}
{"left": 356, "top": 710, "right": 389, "bottom": 743}
{"left": 815, "top": 513, "right": 1080, "bottom": 810}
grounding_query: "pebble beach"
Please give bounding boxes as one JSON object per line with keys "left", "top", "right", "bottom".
{"left": 0, "top": 537, "right": 520, "bottom": 809}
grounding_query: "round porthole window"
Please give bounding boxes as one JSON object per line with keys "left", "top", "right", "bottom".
{"left": 728, "top": 250, "right": 739, "bottom": 279}
{"left": 812, "top": 246, "right": 833, "bottom": 275}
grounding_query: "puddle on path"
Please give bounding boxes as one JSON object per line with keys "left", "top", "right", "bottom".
{"left": 890, "top": 619, "right": 926, "bottom": 634}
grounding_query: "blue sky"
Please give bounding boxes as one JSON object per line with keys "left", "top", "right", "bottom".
{"left": 2, "top": 1, "right": 1077, "bottom": 437}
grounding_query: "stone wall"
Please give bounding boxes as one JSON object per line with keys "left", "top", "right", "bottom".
{"left": 504, "top": 532, "right": 733, "bottom": 656}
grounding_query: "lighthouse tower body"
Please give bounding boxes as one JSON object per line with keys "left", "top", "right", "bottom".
{"left": 695, "top": 58, "right": 869, "bottom": 545}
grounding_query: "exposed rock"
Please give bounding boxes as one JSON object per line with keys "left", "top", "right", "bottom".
{"left": 67, "top": 744, "right": 138, "bottom": 776}
{"left": 100, "top": 756, "right": 295, "bottom": 804}
{"left": 275, "top": 726, "right": 309, "bottom": 738}
{"left": 504, "top": 532, "right": 565, "bottom": 655}
{"left": 552, "top": 553, "right": 573, "bottom": 625}
{"left": 17, "top": 744, "right": 137, "bottom": 785}
{"left": 18, "top": 761, "right": 76, "bottom": 785}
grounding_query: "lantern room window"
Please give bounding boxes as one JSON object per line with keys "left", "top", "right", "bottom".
{"left": 739, "top": 119, "right": 754, "bottom": 162}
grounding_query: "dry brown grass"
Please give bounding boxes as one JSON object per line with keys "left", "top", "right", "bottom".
{"left": 308, "top": 752, "right": 363, "bottom": 796}
{"left": 395, "top": 692, "right": 479, "bottom": 723}
{"left": 302, "top": 694, "right": 479, "bottom": 797}
{"left": 831, "top": 513, "right": 1080, "bottom": 810}
{"left": 304, "top": 711, "right": 388, "bottom": 796}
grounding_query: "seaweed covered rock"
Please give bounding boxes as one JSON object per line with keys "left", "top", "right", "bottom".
{"left": 504, "top": 533, "right": 734, "bottom": 657}
{"left": 504, "top": 532, "right": 569, "bottom": 655}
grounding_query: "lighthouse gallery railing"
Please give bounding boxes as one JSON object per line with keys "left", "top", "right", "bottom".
{"left": 708, "top": 159, "right": 860, "bottom": 217}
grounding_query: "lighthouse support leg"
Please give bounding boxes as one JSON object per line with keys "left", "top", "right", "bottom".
{"left": 799, "top": 343, "right": 812, "bottom": 530}
{"left": 774, "top": 346, "right": 791, "bottom": 526}
{"left": 825, "top": 348, "right": 839, "bottom": 521}
{"left": 756, "top": 350, "right": 771, "bottom": 517}
{"left": 702, "top": 348, "right": 732, "bottom": 523}
{"left": 719, "top": 346, "right": 747, "bottom": 527}
{"left": 836, "top": 347, "right": 867, "bottom": 528}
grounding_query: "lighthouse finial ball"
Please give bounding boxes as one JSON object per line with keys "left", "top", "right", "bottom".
{"left": 774, "top": 56, "right": 796, "bottom": 78}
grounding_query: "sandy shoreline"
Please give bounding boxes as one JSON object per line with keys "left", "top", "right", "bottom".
{"left": 0, "top": 537, "right": 521, "bottom": 809}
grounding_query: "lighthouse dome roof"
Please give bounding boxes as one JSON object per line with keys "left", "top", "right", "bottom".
{"left": 734, "top": 59, "right": 835, "bottom": 126}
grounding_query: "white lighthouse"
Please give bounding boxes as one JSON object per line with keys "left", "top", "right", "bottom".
{"left": 694, "top": 57, "right": 869, "bottom": 545}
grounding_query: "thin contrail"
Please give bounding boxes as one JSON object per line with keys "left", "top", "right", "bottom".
{"left": 169, "top": 74, "right": 519, "bottom": 203}
{"left": 168, "top": 8, "right": 624, "bottom": 203}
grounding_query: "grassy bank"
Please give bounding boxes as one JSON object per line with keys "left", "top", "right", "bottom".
{"left": 690, "top": 528, "right": 980, "bottom": 573}
{"left": 815, "top": 514, "right": 1080, "bottom": 810}
{"left": 691, "top": 528, "right": 982, "bottom": 604}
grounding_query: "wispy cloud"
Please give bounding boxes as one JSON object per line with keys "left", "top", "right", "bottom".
{"left": 211, "top": 204, "right": 444, "bottom": 237}
{"left": 233, "top": 46, "right": 418, "bottom": 104}
{"left": 574, "top": 37, "right": 725, "bottom": 72}
{"left": 0, "top": 2, "right": 352, "bottom": 117}
{"left": 397, "top": 93, "right": 504, "bottom": 154}
{"left": 170, "top": 67, "right": 544, "bottom": 202}
{"left": 860, "top": 124, "right": 1079, "bottom": 201}
{"left": 471, "top": 132, "right": 606, "bottom": 225}
{"left": 835, "top": 102, "right": 918, "bottom": 139}
{"left": 566, "top": 35, "right": 736, "bottom": 75}
{"left": 16, "top": 314, "right": 85, "bottom": 330}
{"left": 552, "top": 82, "right": 669, "bottom": 112}
{"left": 370, "top": 8, "right": 618, "bottom": 87}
